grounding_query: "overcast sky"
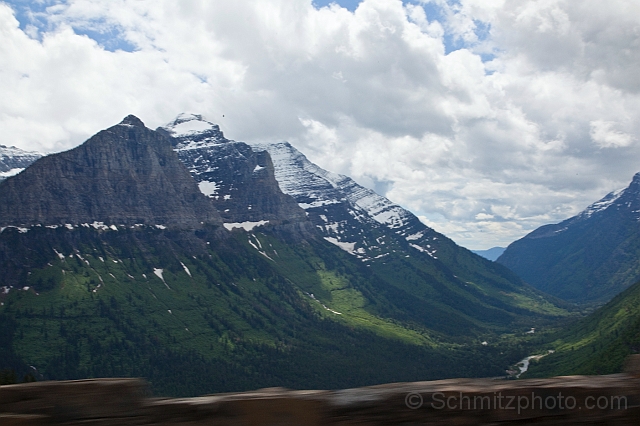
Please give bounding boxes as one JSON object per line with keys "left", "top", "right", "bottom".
{"left": 1, "top": 0, "right": 639, "bottom": 249}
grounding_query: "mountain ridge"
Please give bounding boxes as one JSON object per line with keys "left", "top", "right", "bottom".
{"left": 160, "top": 114, "right": 568, "bottom": 326}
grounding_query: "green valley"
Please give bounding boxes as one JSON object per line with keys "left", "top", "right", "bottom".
{"left": 0, "top": 225, "right": 564, "bottom": 396}
{"left": 524, "top": 278, "right": 640, "bottom": 378}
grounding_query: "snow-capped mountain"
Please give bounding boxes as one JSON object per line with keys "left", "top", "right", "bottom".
{"left": 158, "top": 113, "right": 563, "bottom": 336}
{"left": 0, "top": 144, "right": 42, "bottom": 181}
{"left": 499, "top": 172, "right": 640, "bottom": 303}
{"left": 158, "top": 114, "right": 311, "bottom": 237}
{"left": 248, "top": 141, "right": 445, "bottom": 261}
{"left": 161, "top": 115, "right": 551, "bottom": 304}
{"left": 160, "top": 114, "right": 451, "bottom": 262}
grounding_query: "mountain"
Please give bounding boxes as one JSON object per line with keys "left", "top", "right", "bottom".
{"left": 525, "top": 277, "right": 640, "bottom": 378}
{"left": 0, "top": 115, "right": 221, "bottom": 229}
{"left": 1, "top": 114, "right": 567, "bottom": 396}
{"left": 157, "top": 113, "right": 311, "bottom": 239}
{"left": 160, "top": 114, "right": 567, "bottom": 333}
{"left": 472, "top": 247, "right": 505, "bottom": 261}
{"left": 498, "top": 173, "right": 640, "bottom": 304}
{"left": 0, "top": 145, "right": 42, "bottom": 181}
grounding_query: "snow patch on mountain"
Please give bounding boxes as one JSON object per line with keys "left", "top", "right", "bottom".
{"left": 0, "top": 226, "right": 29, "bottom": 234}
{"left": 0, "top": 168, "right": 24, "bottom": 178}
{"left": 247, "top": 233, "right": 275, "bottom": 260}
{"left": 406, "top": 232, "right": 424, "bottom": 241}
{"left": 298, "top": 200, "right": 341, "bottom": 209}
{"left": 153, "top": 268, "right": 171, "bottom": 289}
{"left": 198, "top": 181, "right": 220, "bottom": 197}
{"left": 305, "top": 292, "right": 342, "bottom": 315}
{"left": 171, "top": 119, "right": 214, "bottom": 136}
{"left": 180, "top": 262, "right": 192, "bottom": 277}
{"left": 223, "top": 220, "right": 269, "bottom": 231}
{"left": 323, "top": 237, "right": 356, "bottom": 254}
{"left": 161, "top": 113, "right": 226, "bottom": 150}
{"left": 409, "top": 243, "right": 425, "bottom": 252}
{"left": 579, "top": 188, "right": 625, "bottom": 218}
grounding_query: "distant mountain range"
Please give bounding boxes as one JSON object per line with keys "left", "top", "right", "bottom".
{"left": 498, "top": 173, "right": 640, "bottom": 304}
{"left": 472, "top": 247, "right": 505, "bottom": 261}
{"left": 0, "top": 114, "right": 565, "bottom": 395}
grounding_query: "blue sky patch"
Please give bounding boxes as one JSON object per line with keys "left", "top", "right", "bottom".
{"left": 311, "top": 0, "right": 489, "bottom": 57}
{"left": 4, "top": 0, "right": 136, "bottom": 52}
{"left": 312, "top": 0, "right": 363, "bottom": 12}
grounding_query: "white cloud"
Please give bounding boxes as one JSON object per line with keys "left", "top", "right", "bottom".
{"left": 590, "top": 120, "right": 634, "bottom": 148}
{"left": 1, "top": 0, "right": 639, "bottom": 249}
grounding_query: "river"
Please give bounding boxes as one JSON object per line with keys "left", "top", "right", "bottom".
{"left": 515, "top": 350, "right": 554, "bottom": 378}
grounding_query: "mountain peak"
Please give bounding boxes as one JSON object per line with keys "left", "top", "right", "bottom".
{"left": 174, "top": 112, "right": 206, "bottom": 123}
{"left": 161, "top": 112, "right": 224, "bottom": 139}
{"left": 158, "top": 113, "right": 227, "bottom": 151}
{"left": 628, "top": 172, "right": 640, "bottom": 190}
{"left": 119, "top": 115, "right": 145, "bottom": 127}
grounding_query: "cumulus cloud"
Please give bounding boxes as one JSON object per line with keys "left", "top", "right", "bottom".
{"left": 0, "top": 0, "right": 639, "bottom": 249}
{"left": 590, "top": 120, "right": 634, "bottom": 148}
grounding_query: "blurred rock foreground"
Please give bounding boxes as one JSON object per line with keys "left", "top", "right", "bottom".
{"left": 2, "top": 356, "right": 640, "bottom": 425}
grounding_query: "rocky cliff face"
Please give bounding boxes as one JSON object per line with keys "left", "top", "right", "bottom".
{"left": 0, "top": 115, "right": 221, "bottom": 229}
{"left": 159, "top": 114, "right": 312, "bottom": 237}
